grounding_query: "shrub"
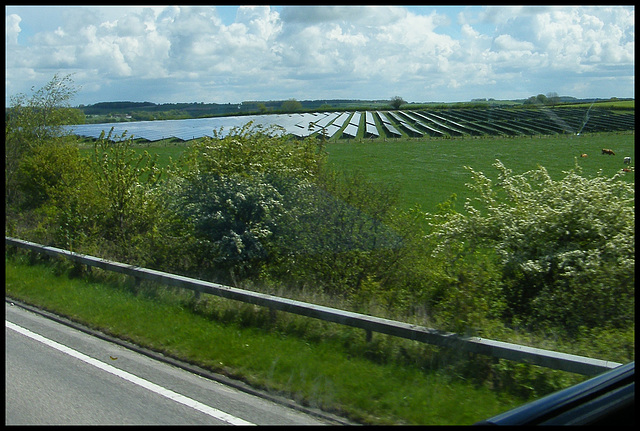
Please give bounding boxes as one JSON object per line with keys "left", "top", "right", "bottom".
{"left": 428, "top": 160, "right": 634, "bottom": 333}
{"left": 89, "top": 128, "right": 163, "bottom": 262}
{"left": 163, "top": 123, "right": 325, "bottom": 283}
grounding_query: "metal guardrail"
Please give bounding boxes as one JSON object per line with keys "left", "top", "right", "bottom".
{"left": 6, "top": 236, "right": 623, "bottom": 376}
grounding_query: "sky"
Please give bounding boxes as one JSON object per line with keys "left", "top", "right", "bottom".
{"left": 5, "top": 5, "right": 635, "bottom": 107}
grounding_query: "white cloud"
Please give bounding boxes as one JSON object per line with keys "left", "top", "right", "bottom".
{"left": 6, "top": 14, "right": 21, "bottom": 45}
{"left": 492, "top": 34, "right": 534, "bottom": 52}
{"left": 4, "top": 5, "right": 635, "bottom": 105}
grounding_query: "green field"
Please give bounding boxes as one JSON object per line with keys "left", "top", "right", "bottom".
{"left": 324, "top": 132, "right": 635, "bottom": 212}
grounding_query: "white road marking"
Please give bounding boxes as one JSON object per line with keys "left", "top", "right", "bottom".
{"left": 6, "top": 321, "right": 255, "bottom": 425}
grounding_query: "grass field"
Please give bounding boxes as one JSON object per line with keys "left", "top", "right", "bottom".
{"left": 325, "top": 131, "right": 635, "bottom": 212}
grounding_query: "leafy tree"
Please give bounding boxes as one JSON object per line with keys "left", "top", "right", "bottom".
{"left": 390, "top": 96, "right": 405, "bottom": 110}
{"left": 546, "top": 92, "right": 560, "bottom": 106}
{"left": 281, "top": 98, "right": 303, "bottom": 112}
{"left": 5, "top": 73, "right": 83, "bottom": 207}
{"left": 428, "top": 160, "right": 634, "bottom": 333}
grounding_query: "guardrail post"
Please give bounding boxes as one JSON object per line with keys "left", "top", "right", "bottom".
{"left": 365, "top": 329, "right": 372, "bottom": 342}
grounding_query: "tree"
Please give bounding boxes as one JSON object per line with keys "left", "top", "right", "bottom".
{"left": 281, "top": 98, "right": 302, "bottom": 112}
{"left": 390, "top": 96, "right": 405, "bottom": 110}
{"left": 536, "top": 94, "right": 548, "bottom": 105}
{"left": 5, "top": 73, "right": 82, "bottom": 207}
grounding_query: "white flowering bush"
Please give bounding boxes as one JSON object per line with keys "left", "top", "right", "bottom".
{"left": 164, "top": 123, "right": 326, "bottom": 283}
{"left": 175, "top": 173, "right": 286, "bottom": 281}
{"left": 428, "top": 160, "right": 634, "bottom": 333}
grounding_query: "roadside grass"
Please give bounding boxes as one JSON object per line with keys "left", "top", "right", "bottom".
{"left": 5, "top": 251, "right": 524, "bottom": 425}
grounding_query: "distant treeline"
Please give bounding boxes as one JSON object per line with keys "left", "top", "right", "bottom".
{"left": 80, "top": 101, "right": 241, "bottom": 118}
{"left": 78, "top": 99, "right": 391, "bottom": 119}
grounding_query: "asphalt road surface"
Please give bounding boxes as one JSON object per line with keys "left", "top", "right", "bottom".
{"left": 5, "top": 300, "right": 342, "bottom": 425}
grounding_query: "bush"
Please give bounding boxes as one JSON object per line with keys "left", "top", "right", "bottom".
{"left": 428, "top": 160, "right": 634, "bottom": 333}
{"left": 266, "top": 170, "right": 406, "bottom": 300}
{"left": 89, "top": 129, "right": 163, "bottom": 262}
{"left": 173, "top": 172, "right": 286, "bottom": 282}
{"left": 162, "top": 123, "right": 325, "bottom": 283}
{"left": 14, "top": 143, "right": 86, "bottom": 210}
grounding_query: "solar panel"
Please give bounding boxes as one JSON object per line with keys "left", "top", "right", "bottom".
{"left": 342, "top": 123, "right": 358, "bottom": 137}
{"left": 365, "top": 122, "right": 379, "bottom": 137}
{"left": 382, "top": 123, "right": 401, "bottom": 137}
{"left": 365, "top": 111, "right": 375, "bottom": 125}
{"left": 376, "top": 111, "right": 393, "bottom": 124}
{"left": 313, "top": 112, "right": 339, "bottom": 128}
{"left": 325, "top": 123, "right": 343, "bottom": 137}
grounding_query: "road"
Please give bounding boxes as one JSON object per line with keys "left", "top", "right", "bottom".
{"left": 5, "top": 301, "right": 341, "bottom": 425}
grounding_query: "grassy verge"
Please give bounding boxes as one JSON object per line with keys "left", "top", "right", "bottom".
{"left": 6, "top": 251, "right": 525, "bottom": 425}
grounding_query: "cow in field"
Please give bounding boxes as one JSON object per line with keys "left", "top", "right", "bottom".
{"left": 580, "top": 153, "right": 588, "bottom": 158}
{"left": 602, "top": 148, "right": 615, "bottom": 155}
{"left": 623, "top": 156, "right": 631, "bottom": 164}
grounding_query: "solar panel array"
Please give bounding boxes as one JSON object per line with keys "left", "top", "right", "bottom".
{"left": 66, "top": 108, "right": 634, "bottom": 142}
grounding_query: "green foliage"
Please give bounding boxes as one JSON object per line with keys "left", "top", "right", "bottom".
{"left": 428, "top": 160, "right": 635, "bottom": 333}
{"left": 179, "top": 122, "right": 324, "bottom": 182}
{"left": 5, "top": 73, "right": 81, "bottom": 207}
{"left": 14, "top": 143, "right": 85, "bottom": 210}
{"left": 267, "top": 170, "right": 409, "bottom": 301}
{"left": 390, "top": 96, "right": 405, "bottom": 110}
{"left": 174, "top": 172, "right": 286, "bottom": 282}
{"left": 163, "top": 122, "right": 412, "bottom": 299}
{"left": 280, "top": 98, "right": 303, "bottom": 112}
{"left": 90, "top": 128, "right": 163, "bottom": 261}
